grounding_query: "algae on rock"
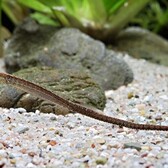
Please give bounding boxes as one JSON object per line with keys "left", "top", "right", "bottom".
{"left": 0, "top": 67, "right": 106, "bottom": 115}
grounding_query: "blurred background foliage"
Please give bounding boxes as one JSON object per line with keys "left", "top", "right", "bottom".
{"left": 1, "top": 0, "right": 168, "bottom": 42}
{"left": 130, "top": 0, "right": 168, "bottom": 37}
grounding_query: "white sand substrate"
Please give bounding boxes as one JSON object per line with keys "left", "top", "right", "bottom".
{"left": 0, "top": 55, "right": 168, "bottom": 168}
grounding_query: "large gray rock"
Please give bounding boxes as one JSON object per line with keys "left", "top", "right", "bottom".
{"left": 0, "top": 67, "right": 106, "bottom": 115}
{"left": 4, "top": 19, "right": 133, "bottom": 90}
{"left": 115, "top": 27, "right": 168, "bottom": 66}
{"left": 4, "top": 18, "right": 57, "bottom": 72}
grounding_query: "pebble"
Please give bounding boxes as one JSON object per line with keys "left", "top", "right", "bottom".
{"left": 155, "top": 116, "right": 162, "bottom": 121}
{"left": 143, "top": 95, "right": 153, "bottom": 102}
{"left": 50, "top": 116, "right": 57, "bottom": 121}
{"left": 141, "top": 146, "right": 151, "bottom": 151}
{"left": 162, "top": 145, "right": 168, "bottom": 150}
{"left": 16, "top": 126, "right": 29, "bottom": 134}
{"left": 0, "top": 150, "right": 7, "bottom": 157}
{"left": 95, "top": 156, "right": 107, "bottom": 165}
{"left": 93, "top": 136, "right": 106, "bottom": 145}
{"left": 32, "top": 156, "right": 42, "bottom": 165}
{"left": 48, "top": 140, "right": 57, "bottom": 146}
{"left": 159, "top": 95, "right": 168, "bottom": 100}
{"left": 124, "top": 142, "right": 142, "bottom": 151}
{"left": 26, "top": 163, "right": 36, "bottom": 167}
{"left": 130, "top": 108, "right": 139, "bottom": 113}
{"left": 127, "top": 92, "right": 134, "bottom": 99}
{"left": 136, "top": 104, "right": 146, "bottom": 110}
{"left": 67, "top": 122, "right": 76, "bottom": 129}
{"left": 10, "top": 159, "right": 16, "bottom": 164}
{"left": 28, "top": 152, "right": 36, "bottom": 157}
{"left": 32, "top": 117, "right": 39, "bottom": 122}
{"left": 17, "top": 108, "right": 27, "bottom": 113}
{"left": 139, "top": 110, "right": 146, "bottom": 116}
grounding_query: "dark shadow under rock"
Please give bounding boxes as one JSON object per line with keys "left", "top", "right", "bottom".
{"left": 4, "top": 19, "right": 133, "bottom": 90}
{"left": 0, "top": 67, "right": 106, "bottom": 115}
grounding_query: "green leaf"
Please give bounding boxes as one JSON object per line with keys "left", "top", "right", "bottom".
{"left": 65, "top": 0, "right": 82, "bottom": 15}
{"left": 59, "top": 10, "right": 84, "bottom": 30}
{"left": 38, "top": 0, "right": 60, "bottom": 8}
{"left": 103, "top": 0, "right": 126, "bottom": 15}
{"left": 2, "top": 0, "right": 21, "bottom": 24}
{"left": 39, "top": 0, "right": 82, "bottom": 19}
{"left": 18, "top": 0, "right": 52, "bottom": 14}
{"left": 108, "top": 0, "right": 126, "bottom": 15}
{"left": 37, "top": 0, "right": 69, "bottom": 25}
{"left": 88, "top": 0, "right": 107, "bottom": 24}
{"left": 31, "top": 12, "right": 60, "bottom": 26}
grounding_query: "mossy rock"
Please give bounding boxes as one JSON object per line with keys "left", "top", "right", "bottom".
{"left": 0, "top": 67, "right": 106, "bottom": 115}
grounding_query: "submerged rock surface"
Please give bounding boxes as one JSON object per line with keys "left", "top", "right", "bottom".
{"left": 0, "top": 67, "right": 106, "bottom": 115}
{"left": 115, "top": 27, "right": 168, "bottom": 66}
{"left": 4, "top": 19, "right": 133, "bottom": 90}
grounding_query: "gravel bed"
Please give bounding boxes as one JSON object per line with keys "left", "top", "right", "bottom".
{"left": 0, "top": 55, "right": 168, "bottom": 168}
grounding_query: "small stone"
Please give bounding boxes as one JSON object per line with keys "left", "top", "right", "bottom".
{"left": 67, "top": 122, "right": 75, "bottom": 129}
{"left": 91, "top": 144, "right": 95, "bottom": 148}
{"left": 152, "top": 145, "right": 161, "bottom": 150}
{"left": 157, "top": 152, "right": 165, "bottom": 159}
{"left": 95, "top": 156, "right": 107, "bottom": 165}
{"left": 16, "top": 108, "right": 27, "bottom": 113}
{"left": 136, "top": 104, "right": 146, "bottom": 110}
{"left": 32, "top": 156, "right": 42, "bottom": 165}
{"left": 54, "top": 130, "right": 63, "bottom": 137}
{"left": 88, "top": 127, "right": 99, "bottom": 135}
{"left": 0, "top": 150, "right": 7, "bottom": 157}
{"left": 35, "top": 110, "right": 40, "bottom": 114}
{"left": 117, "top": 128, "right": 125, "bottom": 133}
{"left": 155, "top": 116, "right": 162, "bottom": 121}
{"left": 10, "top": 159, "right": 16, "bottom": 164}
{"left": 162, "top": 144, "right": 168, "bottom": 150}
{"left": 50, "top": 116, "right": 57, "bottom": 121}
{"left": 130, "top": 108, "right": 139, "bottom": 113}
{"left": 50, "top": 160, "right": 64, "bottom": 167}
{"left": 127, "top": 92, "right": 134, "bottom": 99}
{"left": 20, "top": 148, "right": 27, "bottom": 154}
{"left": 124, "top": 142, "right": 142, "bottom": 151}
{"left": 49, "top": 127, "right": 55, "bottom": 131}
{"left": 16, "top": 126, "right": 29, "bottom": 134}
{"left": 101, "top": 145, "right": 107, "bottom": 150}
{"left": 159, "top": 95, "right": 168, "bottom": 100}
{"left": 32, "top": 118, "right": 39, "bottom": 122}
{"left": 93, "top": 137, "right": 106, "bottom": 145}
{"left": 108, "top": 143, "right": 120, "bottom": 149}
{"left": 139, "top": 110, "right": 146, "bottom": 116}
{"left": 28, "top": 152, "right": 36, "bottom": 157}
{"left": 141, "top": 153, "right": 148, "bottom": 158}
{"left": 9, "top": 153, "right": 15, "bottom": 159}
{"left": 48, "top": 140, "right": 57, "bottom": 146}
{"left": 149, "top": 109, "right": 155, "bottom": 112}
{"left": 143, "top": 95, "right": 153, "bottom": 102}
{"left": 141, "top": 146, "right": 151, "bottom": 151}
{"left": 105, "top": 90, "right": 114, "bottom": 98}
{"left": 39, "top": 141, "right": 48, "bottom": 148}
{"left": 26, "top": 163, "right": 36, "bottom": 167}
